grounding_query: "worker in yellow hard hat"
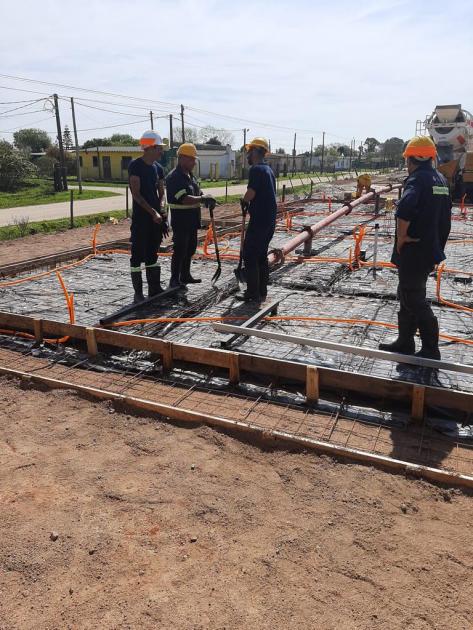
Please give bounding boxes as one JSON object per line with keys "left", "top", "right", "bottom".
{"left": 379, "top": 136, "right": 452, "bottom": 360}
{"left": 237, "top": 137, "right": 277, "bottom": 302}
{"left": 128, "top": 130, "right": 168, "bottom": 303}
{"left": 165, "top": 143, "right": 216, "bottom": 288}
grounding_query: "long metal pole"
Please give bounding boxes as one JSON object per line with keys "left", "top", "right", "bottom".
{"left": 53, "top": 93, "right": 68, "bottom": 191}
{"left": 70, "top": 97, "right": 82, "bottom": 194}
{"left": 180, "top": 104, "right": 185, "bottom": 142}
{"left": 150, "top": 110, "right": 154, "bottom": 130}
{"left": 267, "top": 183, "right": 401, "bottom": 266}
{"left": 309, "top": 136, "right": 313, "bottom": 173}
{"left": 320, "top": 131, "right": 325, "bottom": 174}
{"left": 292, "top": 132, "right": 296, "bottom": 174}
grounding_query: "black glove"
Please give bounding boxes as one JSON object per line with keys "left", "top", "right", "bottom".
{"left": 202, "top": 194, "right": 217, "bottom": 211}
{"left": 162, "top": 220, "right": 170, "bottom": 239}
{"left": 240, "top": 198, "right": 249, "bottom": 213}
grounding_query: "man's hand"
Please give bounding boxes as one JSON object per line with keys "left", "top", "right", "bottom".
{"left": 162, "top": 221, "right": 170, "bottom": 239}
{"left": 396, "top": 235, "right": 419, "bottom": 255}
{"left": 152, "top": 210, "right": 163, "bottom": 224}
{"left": 201, "top": 194, "right": 217, "bottom": 211}
{"left": 240, "top": 198, "right": 249, "bottom": 213}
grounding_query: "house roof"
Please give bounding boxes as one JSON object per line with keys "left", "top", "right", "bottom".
{"left": 79, "top": 143, "right": 235, "bottom": 155}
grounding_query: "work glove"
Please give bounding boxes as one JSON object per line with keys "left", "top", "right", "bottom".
{"left": 201, "top": 194, "right": 217, "bottom": 211}
{"left": 240, "top": 198, "right": 249, "bottom": 213}
{"left": 161, "top": 220, "right": 170, "bottom": 239}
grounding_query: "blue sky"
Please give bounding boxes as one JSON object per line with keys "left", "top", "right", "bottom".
{"left": 1, "top": 0, "right": 472, "bottom": 151}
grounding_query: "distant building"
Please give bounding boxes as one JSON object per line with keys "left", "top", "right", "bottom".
{"left": 78, "top": 144, "right": 236, "bottom": 181}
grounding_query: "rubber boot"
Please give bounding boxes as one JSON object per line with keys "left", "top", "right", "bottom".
{"left": 259, "top": 259, "right": 269, "bottom": 300}
{"left": 180, "top": 257, "right": 201, "bottom": 284}
{"left": 145, "top": 265, "right": 163, "bottom": 297}
{"left": 131, "top": 269, "right": 145, "bottom": 304}
{"left": 378, "top": 312, "right": 416, "bottom": 354}
{"left": 415, "top": 317, "right": 441, "bottom": 360}
{"left": 235, "top": 264, "right": 261, "bottom": 302}
{"left": 169, "top": 254, "right": 185, "bottom": 289}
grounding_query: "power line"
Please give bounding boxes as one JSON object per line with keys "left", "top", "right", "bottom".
{"left": 0, "top": 97, "right": 47, "bottom": 116}
{"left": 77, "top": 118, "right": 149, "bottom": 132}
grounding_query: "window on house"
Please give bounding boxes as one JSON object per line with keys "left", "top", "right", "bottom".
{"left": 92, "top": 156, "right": 98, "bottom": 167}
{"left": 121, "top": 156, "right": 132, "bottom": 169}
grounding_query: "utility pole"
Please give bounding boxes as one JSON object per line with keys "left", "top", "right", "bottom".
{"left": 242, "top": 128, "right": 249, "bottom": 179}
{"left": 292, "top": 133, "right": 297, "bottom": 174}
{"left": 150, "top": 110, "right": 154, "bottom": 130}
{"left": 320, "top": 131, "right": 325, "bottom": 174}
{"left": 70, "top": 97, "right": 82, "bottom": 194}
{"left": 180, "top": 104, "right": 185, "bottom": 143}
{"left": 310, "top": 136, "right": 313, "bottom": 173}
{"left": 53, "top": 93, "right": 68, "bottom": 191}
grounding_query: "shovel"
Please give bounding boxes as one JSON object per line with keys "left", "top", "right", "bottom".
{"left": 209, "top": 206, "right": 221, "bottom": 286}
{"left": 234, "top": 201, "right": 248, "bottom": 283}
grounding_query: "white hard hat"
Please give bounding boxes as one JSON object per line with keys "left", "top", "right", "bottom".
{"left": 140, "top": 130, "right": 165, "bottom": 148}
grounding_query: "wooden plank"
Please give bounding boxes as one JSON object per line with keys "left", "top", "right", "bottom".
{"left": 306, "top": 365, "right": 319, "bottom": 403}
{"left": 85, "top": 327, "right": 98, "bottom": 356}
{"left": 411, "top": 385, "right": 425, "bottom": 420}
{"left": 0, "top": 360, "right": 472, "bottom": 490}
{"left": 161, "top": 341, "right": 173, "bottom": 372}
{"left": 229, "top": 352, "right": 240, "bottom": 384}
{"left": 33, "top": 319, "right": 43, "bottom": 344}
{"left": 0, "top": 312, "right": 471, "bottom": 415}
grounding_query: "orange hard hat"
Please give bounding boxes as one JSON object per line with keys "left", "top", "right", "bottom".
{"left": 403, "top": 136, "right": 437, "bottom": 160}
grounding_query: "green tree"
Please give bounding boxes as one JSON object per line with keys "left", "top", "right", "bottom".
{"left": 382, "top": 137, "right": 405, "bottom": 160}
{"left": 109, "top": 133, "right": 137, "bottom": 145}
{"left": 364, "top": 137, "right": 380, "bottom": 153}
{"left": 81, "top": 137, "right": 113, "bottom": 149}
{"left": 0, "top": 140, "right": 37, "bottom": 191}
{"left": 199, "top": 125, "right": 234, "bottom": 146}
{"left": 275, "top": 147, "right": 286, "bottom": 154}
{"left": 13, "top": 128, "right": 51, "bottom": 153}
{"left": 174, "top": 126, "right": 200, "bottom": 144}
{"left": 206, "top": 136, "right": 222, "bottom": 146}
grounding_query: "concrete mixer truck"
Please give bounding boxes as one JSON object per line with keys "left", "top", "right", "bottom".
{"left": 424, "top": 104, "right": 473, "bottom": 200}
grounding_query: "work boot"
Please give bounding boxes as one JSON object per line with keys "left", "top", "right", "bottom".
{"left": 259, "top": 260, "right": 270, "bottom": 300}
{"left": 415, "top": 317, "right": 441, "bottom": 360}
{"left": 180, "top": 257, "right": 201, "bottom": 284}
{"left": 145, "top": 265, "right": 163, "bottom": 297}
{"left": 131, "top": 269, "right": 145, "bottom": 304}
{"left": 378, "top": 312, "right": 416, "bottom": 354}
{"left": 235, "top": 265, "right": 261, "bottom": 302}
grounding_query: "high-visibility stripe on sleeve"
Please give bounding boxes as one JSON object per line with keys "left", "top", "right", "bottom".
{"left": 174, "top": 189, "right": 188, "bottom": 200}
{"left": 432, "top": 186, "right": 449, "bottom": 195}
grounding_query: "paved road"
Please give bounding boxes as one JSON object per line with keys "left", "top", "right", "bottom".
{"left": 0, "top": 174, "right": 359, "bottom": 227}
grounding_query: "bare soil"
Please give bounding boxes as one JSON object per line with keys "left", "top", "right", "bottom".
{"left": 0, "top": 221, "right": 131, "bottom": 267}
{"left": 1, "top": 377, "right": 472, "bottom": 630}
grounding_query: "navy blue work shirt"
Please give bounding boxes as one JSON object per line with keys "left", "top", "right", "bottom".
{"left": 165, "top": 165, "right": 202, "bottom": 230}
{"left": 247, "top": 163, "right": 277, "bottom": 227}
{"left": 128, "top": 157, "right": 163, "bottom": 224}
{"left": 392, "top": 161, "right": 452, "bottom": 266}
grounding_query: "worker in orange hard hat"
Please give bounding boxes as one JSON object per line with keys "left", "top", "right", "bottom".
{"left": 165, "top": 143, "right": 216, "bottom": 288}
{"left": 379, "top": 136, "right": 452, "bottom": 360}
{"left": 237, "top": 137, "right": 277, "bottom": 302}
{"left": 128, "top": 130, "right": 168, "bottom": 303}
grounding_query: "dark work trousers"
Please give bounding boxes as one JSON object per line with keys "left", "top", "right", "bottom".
{"left": 397, "top": 244, "right": 436, "bottom": 328}
{"left": 242, "top": 220, "right": 275, "bottom": 298}
{"left": 130, "top": 221, "right": 163, "bottom": 268}
{"left": 170, "top": 209, "right": 200, "bottom": 282}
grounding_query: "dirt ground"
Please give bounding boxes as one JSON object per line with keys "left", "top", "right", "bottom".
{"left": 0, "top": 221, "right": 131, "bottom": 267}
{"left": 1, "top": 378, "right": 472, "bottom": 630}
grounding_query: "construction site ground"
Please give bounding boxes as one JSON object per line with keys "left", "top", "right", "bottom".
{"left": 1, "top": 173, "right": 473, "bottom": 628}
{"left": 1, "top": 377, "right": 473, "bottom": 630}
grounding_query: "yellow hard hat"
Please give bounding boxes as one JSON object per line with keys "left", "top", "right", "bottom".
{"left": 403, "top": 136, "right": 437, "bottom": 160}
{"left": 245, "top": 137, "right": 270, "bottom": 154}
{"left": 177, "top": 143, "right": 198, "bottom": 159}
{"left": 140, "top": 130, "right": 165, "bottom": 148}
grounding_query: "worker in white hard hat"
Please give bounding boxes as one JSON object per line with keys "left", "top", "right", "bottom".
{"left": 128, "top": 130, "right": 169, "bottom": 303}
{"left": 237, "top": 137, "right": 277, "bottom": 302}
{"left": 165, "top": 143, "right": 216, "bottom": 288}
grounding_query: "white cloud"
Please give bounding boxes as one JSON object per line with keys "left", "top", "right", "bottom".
{"left": 1, "top": 0, "right": 472, "bottom": 150}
